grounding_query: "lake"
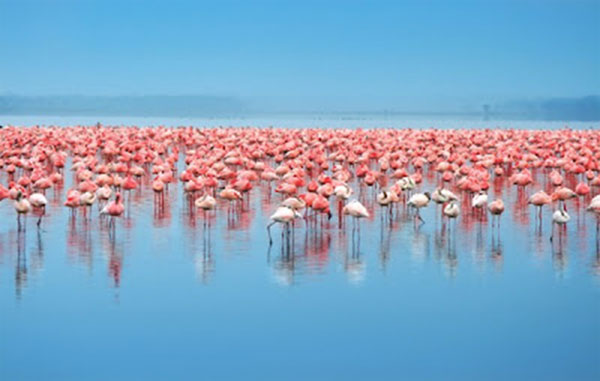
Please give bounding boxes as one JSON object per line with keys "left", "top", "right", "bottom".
{"left": 0, "top": 117, "right": 599, "bottom": 380}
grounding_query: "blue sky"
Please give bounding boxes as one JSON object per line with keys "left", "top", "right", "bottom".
{"left": 1, "top": 0, "right": 599, "bottom": 110}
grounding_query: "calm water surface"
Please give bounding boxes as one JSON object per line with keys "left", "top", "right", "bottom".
{"left": 1, "top": 120, "right": 599, "bottom": 380}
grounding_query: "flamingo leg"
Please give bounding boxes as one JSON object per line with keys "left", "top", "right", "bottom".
{"left": 267, "top": 221, "right": 276, "bottom": 245}
{"left": 417, "top": 208, "right": 424, "bottom": 224}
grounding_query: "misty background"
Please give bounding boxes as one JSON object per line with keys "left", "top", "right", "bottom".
{"left": 1, "top": 0, "right": 599, "bottom": 121}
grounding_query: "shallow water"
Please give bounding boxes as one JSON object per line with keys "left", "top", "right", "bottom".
{"left": 1, "top": 125, "right": 600, "bottom": 380}
{"left": 2, "top": 113, "right": 599, "bottom": 130}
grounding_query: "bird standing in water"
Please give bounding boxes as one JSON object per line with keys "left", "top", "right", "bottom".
{"left": 587, "top": 195, "right": 600, "bottom": 240}
{"left": 334, "top": 183, "right": 353, "bottom": 226}
{"left": 195, "top": 194, "right": 217, "bottom": 228}
{"left": 443, "top": 201, "right": 460, "bottom": 234}
{"left": 432, "top": 187, "right": 458, "bottom": 204}
{"left": 550, "top": 205, "right": 570, "bottom": 242}
{"left": 488, "top": 199, "right": 505, "bottom": 229}
{"left": 443, "top": 201, "right": 460, "bottom": 220}
{"left": 528, "top": 190, "right": 552, "bottom": 221}
{"left": 343, "top": 200, "right": 370, "bottom": 232}
{"left": 29, "top": 192, "right": 48, "bottom": 227}
{"left": 267, "top": 205, "right": 303, "bottom": 245}
{"left": 14, "top": 191, "right": 32, "bottom": 231}
{"left": 472, "top": 191, "right": 488, "bottom": 219}
{"left": 408, "top": 192, "right": 430, "bottom": 224}
{"left": 101, "top": 193, "right": 125, "bottom": 232}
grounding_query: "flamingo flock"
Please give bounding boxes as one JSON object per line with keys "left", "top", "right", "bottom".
{"left": 0, "top": 125, "right": 598, "bottom": 249}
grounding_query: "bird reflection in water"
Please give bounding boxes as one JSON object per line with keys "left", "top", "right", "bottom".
{"left": 552, "top": 248, "right": 568, "bottom": 276}
{"left": 551, "top": 223, "right": 569, "bottom": 275}
{"left": 379, "top": 224, "right": 393, "bottom": 272}
{"left": 343, "top": 231, "right": 365, "bottom": 284}
{"left": 103, "top": 233, "right": 124, "bottom": 304}
{"left": 490, "top": 234, "right": 503, "bottom": 271}
{"left": 509, "top": 186, "right": 530, "bottom": 229}
{"left": 444, "top": 239, "right": 458, "bottom": 278}
{"left": 344, "top": 253, "right": 365, "bottom": 284}
{"left": 153, "top": 190, "right": 171, "bottom": 228}
{"left": 67, "top": 213, "right": 93, "bottom": 269}
{"left": 410, "top": 227, "right": 430, "bottom": 265}
{"left": 30, "top": 228, "right": 45, "bottom": 275}
{"left": 432, "top": 219, "right": 457, "bottom": 276}
{"left": 474, "top": 224, "right": 486, "bottom": 268}
{"left": 195, "top": 219, "right": 214, "bottom": 284}
{"left": 350, "top": 220, "right": 361, "bottom": 259}
{"left": 304, "top": 230, "right": 330, "bottom": 272}
{"left": 15, "top": 230, "right": 27, "bottom": 299}
{"left": 267, "top": 217, "right": 299, "bottom": 285}
{"left": 272, "top": 247, "right": 296, "bottom": 286}
{"left": 341, "top": 211, "right": 365, "bottom": 283}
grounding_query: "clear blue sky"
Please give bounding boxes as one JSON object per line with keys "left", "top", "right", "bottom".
{"left": 1, "top": 0, "right": 599, "bottom": 110}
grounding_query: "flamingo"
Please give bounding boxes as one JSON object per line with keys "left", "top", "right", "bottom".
{"left": 219, "top": 187, "right": 242, "bottom": 214}
{"left": 550, "top": 205, "right": 570, "bottom": 242}
{"left": 310, "top": 195, "right": 332, "bottom": 221}
{"left": 407, "top": 192, "right": 431, "bottom": 224}
{"left": 14, "top": 191, "right": 32, "bottom": 231}
{"left": 195, "top": 194, "right": 217, "bottom": 211}
{"left": 281, "top": 196, "right": 306, "bottom": 212}
{"left": 376, "top": 189, "right": 398, "bottom": 220}
{"left": 122, "top": 175, "right": 138, "bottom": 201}
{"left": 0, "top": 125, "right": 598, "bottom": 253}
{"left": 397, "top": 176, "right": 416, "bottom": 199}
{"left": 588, "top": 194, "right": 600, "bottom": 213}
{"left": 443, "top": 201, "right": 460, "bottom": 219}
{"left": 29, "top": 192, "right": 48, "bottom": 227}
{"left": 588, "top": 195, "right": 600, "bottom": 239}
{"left": 195, "top": 194, "right": 217, "bottom": 228}
{"left": 551, "top": 187, "right": 576, "bottom": 206}
{"left": 152, "top": 176, "right": 166, "bottom": 207}
{"left": 443, "top": 200, "right": 460, "bottom": 233}
{"left": 472, "top": 191, "right": 488, "bottom": 219}
{"left": 64, "top": 190, "right": 81, "bottom": 217}
{"left": 80, "top": 191, "right": 97, "bottom": 218}
{"left": 488, "top": 199, "right": 505, "bottom": 229}
{"left": 100, "top": 193, "right": 125, "bottom": 229}
{"left": 334, "top": 183, "right": 353, "bottom": 225}
{"left": 267, "top": 205, "right": 302, "bottom": 245}
{"left": 528, "top": 190, "right": 552, "bottom": 220}
{"left": 96, "top": 185, "right": 112, "bottom": 210}
{"left": 432, "top": 187, "right": 458, "bottom": 204}
{"left": 342, "top": 200, "right": 369, "bottom": 231}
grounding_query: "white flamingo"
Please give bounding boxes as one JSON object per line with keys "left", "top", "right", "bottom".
{"left": 267, "top": 205, "right": 302, "bottom": 245}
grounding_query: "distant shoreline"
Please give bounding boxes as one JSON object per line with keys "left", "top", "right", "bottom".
{"left": 1, "top": 95, "right": 599, "bottom": 122}
{"left": 2, "top": 114, "right": 598, "bottom": 130}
